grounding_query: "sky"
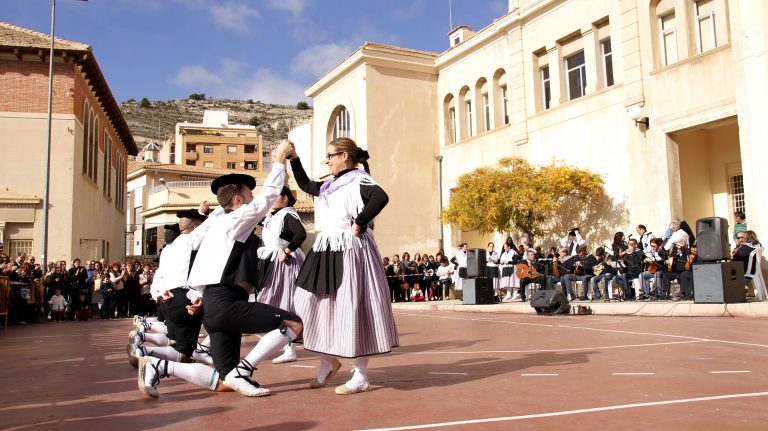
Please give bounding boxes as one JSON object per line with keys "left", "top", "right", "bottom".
{"left": 2, "top": 0, "right": 507, "bottom": 105}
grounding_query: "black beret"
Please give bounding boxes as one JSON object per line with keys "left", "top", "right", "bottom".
{"left": 164, "top": 223, "right": 181, "bottom": 234}
{"left": 281, "top": 186, "right": 297, "bottom": 207}
{"left": 176, "top": 208, "right": 207, "bottom": 222}
{"left": 211, "top": 173, "right": 256, "bottom": 194}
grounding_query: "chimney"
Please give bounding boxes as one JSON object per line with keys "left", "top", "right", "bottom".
{"left": 448, "top": 25, "right": 475, "bottom": 47}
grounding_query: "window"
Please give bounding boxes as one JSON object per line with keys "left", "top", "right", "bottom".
{"left": 449, "top": 107, "right": 457, "bottom": 144}
{"left": 263, "top": 161, "right": 270, "bottom": 169}
{"left": 82, "top": 102, "right": 99, "bottom": 183}
{"left": 6, "top": 239, "right": 33, "bottom": 258}
{"left": 262, "top": 151, "right": 270, "bottom": 158}
{"left": 115, "top": 152, "right": 125, "bottom": 211}
{"left": 501, "top": 85, "right": 509, "bottom": 124}
{"left": 103, "top": 131, "right": 112, "bottom": 198}
{"left": 565, "top": 51, "right": 586, "bottom": 100}
{"left": 695, "top": 0, "right": 716, "bottom": 53}
{"left": 203, "top": 161, "right": 214, "bottom": 168}
{"left": 203, "top": 145, "right": 214, "bottom": 154}
{"left": 481, "top": 93, "right": 490, "bottom": 133}
{"left": 227, "top": 162, "right": 236, "bottom": 169}
{"left": 186, "top": 144, "right": 195, "bottom": 152}
{"left": 102, "top": 239, "right": 111, "bottom": 261}
{"left": 729, "top": 174, "right": 745, "bottom": 214}
{"left": 465, "top": 101, "right": 473, "bottom": 137}
{"left": 331, "top": 106, "right": 351, "bottom": 139}
{"left": 81, "top": 101, "right": 90, "bottom": 177}
{"left": 244, "top": 145, "right": 256, "bottom": 153}
{"left": 227, "top": 145, "right": 237, "bottom": 154}
{"left": 186, "top": 160, "right": 196, "bottom": 166}
{"left": 661, "top": 12, "right": 678, "bottom": 65}
{"left": 245, "top": 161, "right": 257, "bottom": 170}
{"left": 540, "top": 66, "right": 551, "bottom": 109}
{"left": 601, "top": 39, "right": 614, "bottom": 87}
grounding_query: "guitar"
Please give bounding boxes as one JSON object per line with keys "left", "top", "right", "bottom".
{"left": 515, "top": 262, "right": 539, "bottom": 280}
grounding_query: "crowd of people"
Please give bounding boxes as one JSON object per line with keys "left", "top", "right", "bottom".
{"left": 0, "top": 251, "right": 157, "bottom": 324}
{"left": 381, "top": 212, "right": 765, "bottom": 303}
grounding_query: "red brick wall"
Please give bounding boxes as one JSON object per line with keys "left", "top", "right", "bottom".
{"left": 0, "top": 59, "right": 75, "bottom": 115}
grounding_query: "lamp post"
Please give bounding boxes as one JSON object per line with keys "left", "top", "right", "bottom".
{"left": 435, "top": 155, "right": 444, "bottom": 251}
{"left": 42, "top": 0, "right": 87, "bottom": 270}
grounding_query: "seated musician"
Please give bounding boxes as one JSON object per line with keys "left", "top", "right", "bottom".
{"left": 732, "top": 230, "right": 762, "bottom": 273}
{"left": 638, "top": 238, "right": 666, "bottom": 300}
{"left": 487, "top": 242, "right": 500, "bottom": 265}
{"left": 562, "top": 246, "right": 596, "bottom": 301}
{"left": 547, "top": 247, "right": 569, "bottom": 292}
{"left": 560, "top": 228, "right": 586, "bottom": 257}
{"left": 590, "top": 247, "right": 617, "bottom": 300}
{"left": 516, "top": 248, "right": 547, "bottom": 301}
{"left": 636, "top": 224, "right": 655, "bottom": 252}
{"left": 661, "top": 239, "right": 696, "bottom": 300}
{"left": 435, "top": 256, "right": 454, "bottom": 300}
{"left": 614, "top": 238, "right": 644, "bottom": 299}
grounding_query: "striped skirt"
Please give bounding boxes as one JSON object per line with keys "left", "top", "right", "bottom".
{"left": 255, "top": 249, "right": 305, "bottom": 313}
{"left": 293, "top": 233, "right": 399, "bottom": 358}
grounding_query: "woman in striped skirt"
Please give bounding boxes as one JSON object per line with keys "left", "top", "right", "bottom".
{"left": 289, "top": 137, "right": 399, "bottom": 395}
{"left": 255, "top": 186, "right": 307, "bottom": 364}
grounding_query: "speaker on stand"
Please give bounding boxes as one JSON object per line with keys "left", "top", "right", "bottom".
{"left": 463, "top": 248, "right": 494, "bottom": 304}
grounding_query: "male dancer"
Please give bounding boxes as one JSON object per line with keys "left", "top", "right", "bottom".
{"left": 128, "top": 207, "right": 212, "bottom": 367}
{"left": 138, "top": 140, "right": 302, "bottom": 398}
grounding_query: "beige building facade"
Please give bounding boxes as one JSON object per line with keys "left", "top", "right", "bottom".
{"left": 0, "top": 22, "right": 137, "bottom": 264}
{"left": 306, "top": 0, "right": 767, "bottom": 258}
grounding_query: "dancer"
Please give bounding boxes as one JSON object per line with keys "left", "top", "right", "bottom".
{"left": 128, "top": 207, "right": 212, "bottom": 368}
{"left": 290, "top": 137, "right": 399, "bottom": 395}
{"left": 139, "top": 140, "right": 302, "bottom": 398}
{"left": 255, "top": 186, "right": 307, "bottom": 364}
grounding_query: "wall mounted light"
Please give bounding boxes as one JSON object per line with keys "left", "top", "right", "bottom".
{"left": 627, "top": 105, "right": 649, "bottom": 129}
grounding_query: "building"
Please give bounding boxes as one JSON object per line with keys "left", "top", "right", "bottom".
{"left": 305, "top": 0, "right": 767, "bottom": 258}
{"left": 126, "top": 161, "right": 315, "bottom": 258}
{"left": 0, "top": 21, "right": 137, "bottom": 263}
{"left": 158, "top": 110, "right": 272, "bottom": 172}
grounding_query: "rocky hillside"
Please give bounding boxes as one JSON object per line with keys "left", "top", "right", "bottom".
{"left": 119, "top": 97, "right": 313, "bottom": 149}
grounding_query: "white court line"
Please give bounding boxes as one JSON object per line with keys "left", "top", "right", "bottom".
{"left": 521, "top": 373, "right": 558, "bottom": 376}
{"left": 410, "top": 340, "right": 705, "bottom": 355}
{"left": 31, "top": 357, "right": 84, "bottom": 365}
{"left": 428, "top": 372, "right": 468, "bottom": 375}
{"left": 288, "top": 364, "right": 315, "bottom": 368}
{"left": 355, "top": 391, "right": 768, "bottom": 431}
{"left": 709, "top": 370, "right": 751, "bottom": 374}
{"left": 395, "top": 312, "right": 768, "bottom": 349}
{"left": 612, "top": 372, "right": 654, "bottom": 376}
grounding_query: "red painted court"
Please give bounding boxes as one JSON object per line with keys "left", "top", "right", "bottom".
{"left": 1, "top": 309, "right": 767, "bottom": 430}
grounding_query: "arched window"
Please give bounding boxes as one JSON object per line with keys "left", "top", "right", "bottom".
{"left": 458, "top": 86, "right": 472, "bottom": 140}
{"left": 328, "top": 105, "right": 352, "bottom": 141}
{"left": 475, "top": 78, "right": 490, "bottom": 133}
{"left": 492, "top": 69, "right": 509, "bottom": 125}
{"left": 82, "top": 100, "right": 90, "bottom": 176}
{"left": 443, "top": 94, "right": 457, "bottom": 144}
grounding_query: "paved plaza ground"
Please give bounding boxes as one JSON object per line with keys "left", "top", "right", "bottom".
{"left": 1, "top": 307, "right": 767, "bottom": 430}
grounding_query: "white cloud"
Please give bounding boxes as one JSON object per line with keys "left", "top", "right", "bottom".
{"left": 290, "top": 42, "right": 356, "bottom": 78}
{"left": 392, "top": 0, "right": 425, "bottom": 20}
{"left": 207, "top": 2, "right": 261, "bottom": 34}
{"left": 169, "top": 58, "right": 308, "bottom": 105}
{"left": 266, "top": 0, "right": 310, "bottom": 18}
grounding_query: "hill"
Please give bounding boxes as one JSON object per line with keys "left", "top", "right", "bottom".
{"left": 119, "top": 97, "right": 313, "bottom": 149}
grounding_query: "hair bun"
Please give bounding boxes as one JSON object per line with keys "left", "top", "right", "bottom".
{"left": 357, "top": 149, "right": 370, "bottom": 160}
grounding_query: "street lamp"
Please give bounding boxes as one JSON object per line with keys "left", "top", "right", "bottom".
{"left": 435, "top": 155, "right": 444, "bottom": 251}
{"left": 42, "top": 0, "right": 87, "bottom": 270}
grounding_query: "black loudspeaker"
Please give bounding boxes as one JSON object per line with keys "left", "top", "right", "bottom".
{"left": 696, "top": 217, "right": 730, "bottom": 261}
{"left": 462, "top": 277, "right": 495, "bottom": 305}
{"left": 693, "top": 262, "right": 745, "bottom": 303}
{"left": 466, "top": 248, "right": 487, "bottom": 278}
{"left": 529, "top": 290, "right": 570, "bottom": 315}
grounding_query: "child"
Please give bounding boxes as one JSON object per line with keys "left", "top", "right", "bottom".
{"left": 410, "top": 285, "right": 425, "bottom": 302}
{"left": 435, "top": 256, "right": 454, "bottom": 300}
{"left": 49, "top": 288, "right": 67, "bottom": 322}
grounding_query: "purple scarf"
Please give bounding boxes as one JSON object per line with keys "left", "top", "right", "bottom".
{"left": 318, "top": 169, "right": 369, "bottom": 201}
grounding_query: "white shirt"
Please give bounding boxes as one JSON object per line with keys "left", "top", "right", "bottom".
{"left": 150, "top": 233, "right": 196, "bottom": 297}
{"left": 187, "top": 163, "right": 285, "bottom": 290}
{"left": 560, "top": 232, "right": 586, "bottom": 256}
{"left": 664, "top": 229, "right": 690, "bottom": 251}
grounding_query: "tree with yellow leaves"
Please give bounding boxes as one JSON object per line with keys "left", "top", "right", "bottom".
{"left": 442, "top": 157, "right": 608, "bottom": 242}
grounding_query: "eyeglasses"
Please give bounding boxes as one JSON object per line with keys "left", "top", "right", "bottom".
{"left": 326, "top": 151, "right": 344, "bottom": 160}
{"left": 737, "top": 236, "right": 746, "bottom": 239}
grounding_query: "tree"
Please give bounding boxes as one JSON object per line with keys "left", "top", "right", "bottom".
{"left": 296, "top": 101, "right": 310, "bottom": 110}
{"left": 442, "top": 157, "right": 606, "bottom": 241}
{"left": 247, "top": 116, "right": 261, "bottom": 127}
{"left": 139, "top": 97, "right": 151, "bottom": 108}
{"left": 188, "top": 93, "right": 206, "bottom": 101}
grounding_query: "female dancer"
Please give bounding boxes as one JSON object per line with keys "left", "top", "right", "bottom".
{"left": 290, "top": 137, "right": 399, "bottom": 395}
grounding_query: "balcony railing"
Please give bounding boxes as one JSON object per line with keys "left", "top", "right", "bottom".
{"left": 149, "top": 179, "right": 264, "bottom": 195}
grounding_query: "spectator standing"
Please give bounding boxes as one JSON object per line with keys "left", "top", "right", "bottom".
{"left": 49, "top": 288, "right": 67, "bottom": 322}
{"left": 139, "top": 264, "right": 154, "bottom": 316}
{"left": 110, "top": 262, "right": 128, "bottom": 318}
{"left": 733, "top": 211, "right": 748, "bottom": 241}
